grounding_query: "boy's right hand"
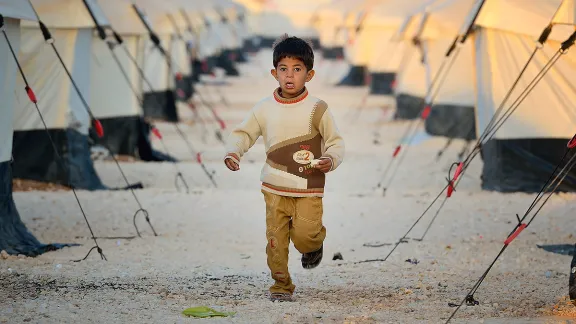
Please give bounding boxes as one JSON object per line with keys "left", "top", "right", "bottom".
{"left": 225, "top": 158, "right": 240, "bottom": 171}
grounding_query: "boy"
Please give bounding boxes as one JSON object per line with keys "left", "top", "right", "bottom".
{"left": 223, "top": 34, "right": 345, "bottom": 302}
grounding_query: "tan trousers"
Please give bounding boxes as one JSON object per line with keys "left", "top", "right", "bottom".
{"left": 262, "top": 190, "right": 326, "bottom": 294}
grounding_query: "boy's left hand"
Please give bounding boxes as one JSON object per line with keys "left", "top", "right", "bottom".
{"left": 314, "top": 158, "right": 332, "bottom": 173}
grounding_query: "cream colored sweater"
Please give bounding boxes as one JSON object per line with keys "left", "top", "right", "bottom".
{"left": 224, "top": 87, "right": 345, "bottom": 197}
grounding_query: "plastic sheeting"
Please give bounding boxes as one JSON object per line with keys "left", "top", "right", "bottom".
{"left": 337, "top": 65, "right": 367, "bottom": 86}
{"left": 0, "top": 161, "right": 76, "bottom": 256}
{"left": 426, "top": 104, "right": 476, "bottom": 140}
{"left": 480, "top": 139, "right": 576, "bottom": 192}
{"left": 369, "top": 72, "right": 395, "bottom": 95}
{"left": 142, "top": 90, "right": 179, "bottom": 122}
{"left": 12, "top": 128, "right": 106, "bottom": 190}
{"left": 90, "top": 116, "right": 176, "bottom": 162}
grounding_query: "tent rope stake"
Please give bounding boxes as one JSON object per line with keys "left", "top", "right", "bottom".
{"left": 35, "top": 20, "right": 157, "bottom": 238}
{"left": 0, "top": 14, "right": 105, "bottom": 262}
{"left": 445, "top": 137, "right": 576, "bottom": 323}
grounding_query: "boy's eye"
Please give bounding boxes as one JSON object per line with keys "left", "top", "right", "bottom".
{"left": 295, "top": 68, "right": 301, "bottom": 72}
{"left": 280, "top": 67, "right": 287, "bottom": 71}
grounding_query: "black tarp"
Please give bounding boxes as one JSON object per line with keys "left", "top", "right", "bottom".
{"left": 142, "top": 90, "right": 179, "bottom": 122}
{"left": 425, "top": 105, "right": 476, "bottom": 140}
{"left": 231, "top": 48, "right": 248, "bottom": 63}
{"left": 89, "top": 116, "right": 176, "bottom": 162}
{"left": 243, "top": 38, "right": 260, "bottom": 53}
{"left": 216, "top": 50, "right": 240, "bottom": 76}
{"left": 370, "top": 72, "right": 396, "bottom": 95}
{"left": 337, "top": 65, "right": 367, "bottom": 86}
{"left": 480, "top": 138, "right": 576, "bottom": 192}
{"left": 175, "top": 73, "right": 195, "bottom": 102}
{"left": 12, "top": 128, "right": 106, "bottom": 190}
{"left": 195, "top": 56, "right": 217, "bottom": 76}
{"left": 0, "top": 161, "right": 76, "bottom": 256}
{"left": 322, "top": 46, "right": 344, "bottom": 60}
{"left": 394, "top": 93, "right": 425, "bottom": 120}
{"left": 259, "top": 37, "right": 276, "bottom": 49}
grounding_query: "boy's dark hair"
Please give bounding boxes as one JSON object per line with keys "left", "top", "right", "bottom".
{"left": 272, "top": 34, "right": 314, "bottom": 71}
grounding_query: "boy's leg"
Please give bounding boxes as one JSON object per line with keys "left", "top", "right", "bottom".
{"left": 262, "top": 190, "right": 295, "bottom": 295}
{"left": 290, "top": 197, "right": 326, "bottom": 267}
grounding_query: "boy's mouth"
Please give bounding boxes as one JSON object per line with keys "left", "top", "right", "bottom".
{"left": 285, "top": 82, "right": 295, "bottom": 90}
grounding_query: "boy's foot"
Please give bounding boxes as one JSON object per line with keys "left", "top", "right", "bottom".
{"left": 270, "top": 292, "right": 293, "bottom": 302}
{"left": 302, "top": 244, "right": 323, "bottom": 269}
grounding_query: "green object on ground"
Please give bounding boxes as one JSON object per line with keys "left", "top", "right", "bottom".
{"left": 182, "top": 306, "right": 235, "bottom": 318}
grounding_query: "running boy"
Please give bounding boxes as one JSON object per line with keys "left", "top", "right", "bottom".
{"left": 223, "top": 34, "right": 345, "bottom": 302}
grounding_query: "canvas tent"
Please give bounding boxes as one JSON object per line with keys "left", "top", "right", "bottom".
{"left": 360, "top": 0, "right": 431, "bottom": 95}
{"left": 472, "top": 0, "right": 576, "bottom": 192}
{"left": 313, "top": 0, "right": 356, "bottom": 59}
{"left": 90, "top": 0, "right": 175, "bottom": 161}
{"left": 11, "top": 0, "right": 108, "bottom": 190}
{"left": 255, "top": 0, "right": 327, "bottom": 49}
{"left": 393, "top": 0, "right": 477, "bottom": 142}
{"left": 0, "top": 1, "right": 71, "bottom": 256}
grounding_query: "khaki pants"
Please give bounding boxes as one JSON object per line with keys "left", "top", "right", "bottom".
{"left": 262, "top": 190, "right": 326, "bottom": 294}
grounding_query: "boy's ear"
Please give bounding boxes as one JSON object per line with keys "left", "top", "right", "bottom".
{"left": 271, "top": 69, "right": 278, "bottom": 80}
{"left": 305, "top": 69, "right": 315, "bottom": 82}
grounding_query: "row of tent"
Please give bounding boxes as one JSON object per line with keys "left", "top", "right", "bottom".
{"left": 0, "top": 0, "right": 265, "bottom": 256}
{"left": 241, "top": 0, "right": 576, "bottom": 193}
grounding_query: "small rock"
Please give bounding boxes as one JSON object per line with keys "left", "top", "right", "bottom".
{"left": 333, "top": 252, "right": 343, "bottom": 261}
{"left": 492, "top": 303, "right": 499, "bottom": 308}
{"left": 0, "top": 250, "right": 9, "bottom": 259}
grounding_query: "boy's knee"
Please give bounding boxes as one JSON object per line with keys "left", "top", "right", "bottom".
{"left": 291, "top": 226, "right": 326, "bottom": 254}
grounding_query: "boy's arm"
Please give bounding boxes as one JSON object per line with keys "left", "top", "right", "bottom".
{"left": 224, "top": 110, "right": 262, "bottom": 164}
{"left": 318, "top": 106, "right": 345, "bottom": 172}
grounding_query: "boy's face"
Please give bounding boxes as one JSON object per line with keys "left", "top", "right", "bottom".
{"left": 271, "top": 57, "right": 315, "bottom": 98}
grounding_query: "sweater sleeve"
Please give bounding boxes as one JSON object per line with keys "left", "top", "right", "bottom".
{"left": 224, "top": 110, "right": 262, "bottom": 164}
{"left": 318, "top": 107, "right": 345, "bottom": 171}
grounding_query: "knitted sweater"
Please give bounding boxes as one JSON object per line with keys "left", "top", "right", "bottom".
{"left": 224, "top": 87, "right": 345, "bottom": 197}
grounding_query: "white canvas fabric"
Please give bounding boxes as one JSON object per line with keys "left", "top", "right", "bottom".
{"left": 90, "top": 35, "right": 141, "bottom": 119}
{"left": 0, "top": 18, "right": 21, "bottom": 163}
{"left": 138, "top": 34, "right": 172, "bottom": 92}
{"left": 0, "top": 1, "right": 37, "bottom": 21}
{"left": 13, "top": 28, "right": 92, "bottom": 135}
{"left": 393, "top": 0, "right": 477, "bottom": 105}
{"left": 24, "top": 0, "right": 109, "bottom": 28}
{"left": 97, "top": 0, "right": 148, "bottom": 35}
{"left": 474, "top": 27, "right": 576, "bottom": 139}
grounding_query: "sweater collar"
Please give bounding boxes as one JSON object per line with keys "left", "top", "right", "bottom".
{"left": 273, "top": 87, "right": 308, "bottom": 104}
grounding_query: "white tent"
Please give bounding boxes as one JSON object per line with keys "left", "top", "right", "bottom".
{"left": 472, "top": 0, "right": 576, "bottom": 191}
{"left": 0, "top": 0, "right": 70, "bottom": 257}
{"left": 358, "top": 0, "right": 431, "bottom": 93}
{"left": 0, "top": 2, "right": 37, "bottom": 167}
{"left": 256, "top": 0, "right": 328, "bottom": 48}
{"left": 313, "top": 0, "right": 358, "bottom": 59}
{"left": 393, "top": 0, "right": 477, "bottom": 141}
{"left": 11, "top": 0, "right": 108, "bottom": 189}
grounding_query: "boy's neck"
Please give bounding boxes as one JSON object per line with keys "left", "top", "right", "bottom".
{"left": 278, "top": 87, "right": 306, "bottom": 99}
{"left": 274, "top": 87, "right": 308, "bottom": 104}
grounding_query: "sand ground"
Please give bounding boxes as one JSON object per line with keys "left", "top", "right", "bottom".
{"left": 2, "top": 50, "right": 576, "bottom": 324}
